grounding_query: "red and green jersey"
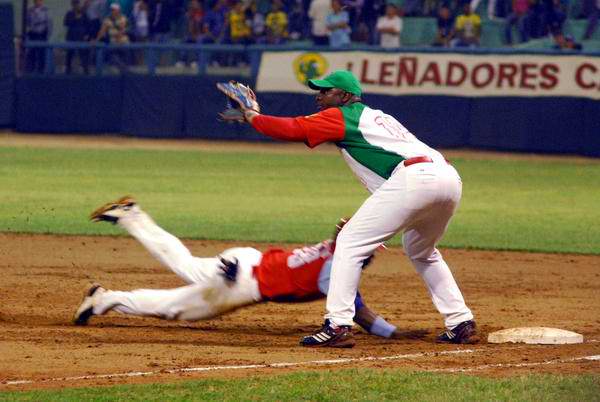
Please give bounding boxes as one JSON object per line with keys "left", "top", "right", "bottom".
{"left": 252, "top": 103, "right": 445, "bottom": 192}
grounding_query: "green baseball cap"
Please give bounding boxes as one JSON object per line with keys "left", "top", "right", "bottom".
{"left": 308, "top": 70, "right": 362, "bottom": 97}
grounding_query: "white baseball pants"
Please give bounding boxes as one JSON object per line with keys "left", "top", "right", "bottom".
{"left": 92, "top": 210, "right": 263, "bottom": 321}
{"left": 325, "top": 162, "right": 473, "bottom": 329}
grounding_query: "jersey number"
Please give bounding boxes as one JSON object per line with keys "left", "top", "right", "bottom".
{"left": 287, "top": 243, "right": 331, "bottom": 269}
{"left": 374, "top": 115, "right": 415, "bottom": 142}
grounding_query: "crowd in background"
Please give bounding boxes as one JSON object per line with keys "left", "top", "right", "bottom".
{"left": 25, "top": 0, "right": 596, "bottom": 73}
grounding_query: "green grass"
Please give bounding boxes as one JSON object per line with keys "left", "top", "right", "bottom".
{"left": 2, "top": 369, "right": 599, "bottom": 401}
{"left": 1, "top": 146, "right": 599, "bottom": 253}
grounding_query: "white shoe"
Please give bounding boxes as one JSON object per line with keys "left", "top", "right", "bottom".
{"left": 73, "top": 284, "right": 106, "bottom": 325}
{"left": 90, "top": 196, "right": 138, "bottom": 224}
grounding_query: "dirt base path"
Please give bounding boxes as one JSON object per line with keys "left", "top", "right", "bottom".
{"left": 1, "top": 233, "right": 599, "bottom": 391}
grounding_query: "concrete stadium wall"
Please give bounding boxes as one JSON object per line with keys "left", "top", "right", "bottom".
{"left": 15, "top": 74, "right": 600, "bottom": 157}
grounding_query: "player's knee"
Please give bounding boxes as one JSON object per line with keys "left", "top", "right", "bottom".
{"left": 407, "top": 247, "right": 440, "bottom": 264}
{"left": 334, "top": 229, "right": 363, "bottom": 251}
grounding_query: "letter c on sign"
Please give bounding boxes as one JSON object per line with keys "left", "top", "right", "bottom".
{"left": 575, "top": 63, "right": 598, "bottom": 89}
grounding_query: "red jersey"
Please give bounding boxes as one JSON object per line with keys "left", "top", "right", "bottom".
{"left": 253, "top": 241, "right": 333, "bottom": 301}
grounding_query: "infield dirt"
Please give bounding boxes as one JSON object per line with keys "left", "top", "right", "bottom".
{"left": 1, "top": 233, "right": 599, "bottom": 391}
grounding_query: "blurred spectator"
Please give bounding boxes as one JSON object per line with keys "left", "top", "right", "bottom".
{"left": 175, "top": 0, "right": 203, "bottom": 67}
{"left": 96, "top": 3, "right": 130, "bottom": 43}
{"left": 250, "top": 4, "right": 267, "bottom": 44}
{"left": 288, "top": 0, "right": 306, "bottom": 40}
{"left": 150, "top": 0, "right": 173, "bottom": 42}
{"left": 361, "top": 0, "right": 385, "bottom": 44}
{"left": 185, "top": 0, "right": 204, "bottom": 42}
{"left": 344, "top": 0, "right": 364, "bottom": 33}
{"left": 132, "top": 0, "right": 150, "bottom": 42}
{"left": 583, "top": 0, "right": 600, "bottom": 39}
{"left": 309, "top": 0, "right": 332, "bottom": 45}
{"left": 553, "top": 33, "right": 583, "bottom": 49}
{"left": 228, "top": 1, "right": 252, "bottom": 44}
{"left": 64, "top": 0, "right": 91, "bottom": 74}
{"left": 353, "top": 19, "right": 370, "bottom": 43}
{"left": 26, "top": 0, "right": 52, "bottom": 74}
{"left": 131, "top": 0, "right": 150, "bottom": 65}
{"left": 326, "top": 0, "right": 351, "bottom": 47}
{"left": 171, "top": 0, "right": 187, "bottom": 38}
{"left": 504, "top": 0, "right": 531, "bottom": 45}
{"left": 544, "top": 0, "right": 567, "bottom": 36}
{"left": 432, "top": 4, "right": 455, "bottom": 47}
{"left": 200, "top": 0, "right": 228, "bottom": 67}
{"left": 96, "top": 3, "right": 130, "bottom": 69}
{"left": 202, "top": 0, "right": 228, "bottom": 44}
{"left": 341, "top": 0, "right": 366, "bottom": 43}
{"left": 527, "top": 0, "right": 545, "bottom": 38}
{"left": 227, "top": 1, "right": 251, "bottom": 65}
{"left": 84, "top": 0, "right": 108, "bottom": 39}
{"left": 265, "top": 0, "right": 289, "bottom": 44}
{"left": 453, "top": 3, "right": 481, "bottom": 47}
{"left": 376, "top": 4, "right": 402, "bottom": 48}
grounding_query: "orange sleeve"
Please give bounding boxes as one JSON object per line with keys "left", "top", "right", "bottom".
{"left": 295, "top": 107, "right": 346, "bottom": 148}
{"left": 251, "top": 108, "right": 345, "bottom": 148}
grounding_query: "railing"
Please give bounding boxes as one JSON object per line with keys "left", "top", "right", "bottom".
{"left": 21, "top": 41, "right": 599, "bottom": 78}
{"left": 22, "top": 41, "right": 255, "bottom": 77}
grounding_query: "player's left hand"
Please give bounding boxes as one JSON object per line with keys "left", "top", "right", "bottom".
{"left": 216, "top": 81, "right": 260, "bottom": 123}
{"left": 218, "top": 256, "right": 239, "bottom": 282}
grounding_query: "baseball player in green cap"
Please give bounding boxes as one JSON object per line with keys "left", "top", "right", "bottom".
{"left": 217, "top": 70, "right": 477, "bottom": 348}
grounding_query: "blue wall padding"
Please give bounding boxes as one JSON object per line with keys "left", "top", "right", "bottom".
{"left": 470, "top": 97, "right": 587, "bottom": 155}
{"left": 121, "top": 75, "right": 186, "bottom": 138}
{"left": 17, "top": 76, "right": 123, "bottom": 132}
{"left": 182, "top": 75, "right": 263, "bottom": 140}
{"left": 581, "top": 99, "right": 600, "bottom": 157}
{"left": 258, "top": 93, "right": 316, "bottom": 118}
{"left": 14, "top": 75, "right": 600, "bottom": 157}
{"left": 0, "top": 3, "right": 15, "bottom": 126}
{"left": 366, "top": 95, "right": 471, "bottom": 148}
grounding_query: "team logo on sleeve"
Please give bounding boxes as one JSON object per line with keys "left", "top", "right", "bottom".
{"left": 293, "top": 53, "right": 329, "bottom": 86}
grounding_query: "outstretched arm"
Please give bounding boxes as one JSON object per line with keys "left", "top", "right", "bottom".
{"left": 250, "top": 108, "right": 345, "bottom": 147}
{"left": 217, "top": 81, "right": 344, "bottom": 146}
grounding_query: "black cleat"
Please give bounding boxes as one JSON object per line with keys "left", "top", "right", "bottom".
{"left": 436, "top": 320, "right": 479, "bottom": 344}
{"left": 73, "top": 284, "right": 105, "bottom": 326}
{"left": 300, "top": 320, "right": 355, "bottom": 348}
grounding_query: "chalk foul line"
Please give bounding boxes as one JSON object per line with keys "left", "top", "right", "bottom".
{"left": 2, "top": 349, "right": 476, "bottom": 386}
{"left": 3, "top": 342, "right": 600, "bottom": 387}
{"left": 428, "top": 354, "right": 600, "bottom": 373}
